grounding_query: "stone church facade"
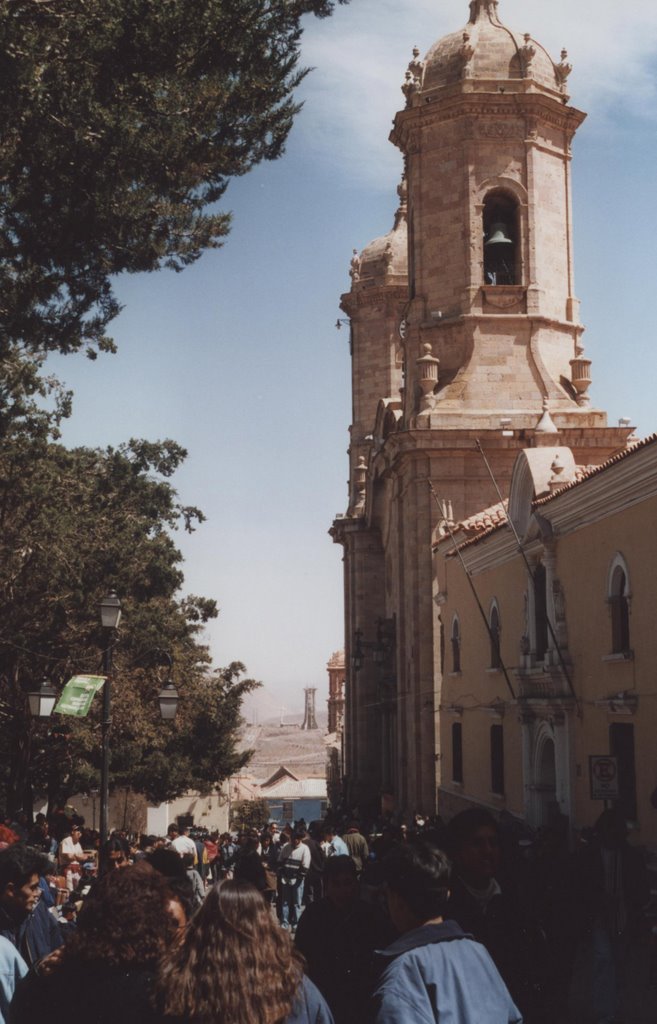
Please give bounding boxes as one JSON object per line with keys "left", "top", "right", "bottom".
{"left": 331, "top": 0, "right": 633, "bottom": 820}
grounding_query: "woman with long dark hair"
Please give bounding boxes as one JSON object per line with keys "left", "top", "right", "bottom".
{"left": 9, "top": 861, "right": 185, "bottom": 1024}
{"left": 155, "top": 878, "right": 333, "bottom": 1024}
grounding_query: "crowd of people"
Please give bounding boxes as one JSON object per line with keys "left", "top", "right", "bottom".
{"left": 0, "top": 804, "right": 653, "bottom": 1023}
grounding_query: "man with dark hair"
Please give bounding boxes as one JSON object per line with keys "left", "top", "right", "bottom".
{"left": 446, "top": 808, "right": 543, "bottom": 1017}
{"left": 297, "top": 825, "right": 325, "bottom": 905}
{"left": 277, "top": 828, "right": 311, "bottom": 932}
{"left": 0, "top": 845, "right": 63, "bottom": 967}
{"left": 342, "top": 822, "right": 369, "bottom": 874}
{"left": 295, "top": 855, "right": 393, "bottom": 1024}
{"left": 372, "top": 842, "right": 521, "bottom": 1023}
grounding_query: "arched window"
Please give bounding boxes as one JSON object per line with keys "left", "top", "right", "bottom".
{"left": 451, "top": 617, "right": 461, "bottom": 673}
{"left": 489, "top": 602, "right": 501, "bottom": 669}
{"left": 609, "top": 556, "right": 631, "bottom": 655}
{"left": 483, "top": 192, "right": 519, "bottom": 286}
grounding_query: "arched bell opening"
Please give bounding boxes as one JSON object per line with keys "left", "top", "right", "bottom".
{"left": 483, "top": 192, "right": 519, "bottom": 285}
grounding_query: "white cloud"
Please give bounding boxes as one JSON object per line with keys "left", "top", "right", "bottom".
{"left": 298, "top": 0, "right": 657, "bottom": 189}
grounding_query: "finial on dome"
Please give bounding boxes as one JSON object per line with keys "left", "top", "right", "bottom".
{"left": 469, "top": 0, "right": 499, "bottom": 24}
{"left": 555, "top": 48, "right": 573, "bottom": 93}
{"left": 401, "top": 45, "right": 424, "bottom": 106}
{"left": 535, "top": 397, "right": 558, "bottom": 435}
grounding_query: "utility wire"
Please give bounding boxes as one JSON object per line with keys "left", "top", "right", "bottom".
{"left": 474, "top": 440, "right": 581, "bottom": 715}
{"left": 429, "top": 480, "right": 516, "bottom": 701}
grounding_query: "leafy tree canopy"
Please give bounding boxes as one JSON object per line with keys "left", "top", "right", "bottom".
{"left": 0, "top": 433, "right": 258, "bottom": 813}
{"left": 0, "top": 0, "right": 348, "bottom": 358}
{"left": 231, "top": 797, "right": 271, "bottom": 833}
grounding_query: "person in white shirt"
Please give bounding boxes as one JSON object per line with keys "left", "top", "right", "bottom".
{"left": 168, "top": 824, "right": 197, "bottom": 862}
{"left": 277, "top": 829, "right": 311, "bottom": 931}
{"left": 58, "top": 825, "right": 84, "bottom": 867}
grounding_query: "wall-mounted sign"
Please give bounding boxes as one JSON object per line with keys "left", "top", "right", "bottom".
{"left": 589, "top": 755, "right": 619, "bottom": 801}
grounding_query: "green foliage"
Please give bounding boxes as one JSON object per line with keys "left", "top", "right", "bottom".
{"left": 0, "top": 0, "right": 348, "bottom": 358}
{"left": 231, "top": 797, "right": 271, "bottom": 833}
{"left": 0, "top": 435, "right": 258, "bottom": 813}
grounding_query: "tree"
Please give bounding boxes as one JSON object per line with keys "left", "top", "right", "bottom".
{"left": 0, "top": 434, "right": 257, "bottom": 814}
{"left": 0, "top": 0, "right": 348, "bottom": 359}
{"left": 231, "top": 798, "right": 271, "bottom": 833}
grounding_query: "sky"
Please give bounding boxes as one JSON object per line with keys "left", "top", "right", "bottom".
{"left": 47, "top": 0, "right": 657, "bottom": 718}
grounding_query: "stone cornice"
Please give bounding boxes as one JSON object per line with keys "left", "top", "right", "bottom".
{"left": 418, "top": 312, "right": 583, "bottom": 335}
{"left": 341, "top": 286, "right": 408, "bottom": 317}
{"left": 391, "top": 91, "right": 585, "bottom": 153}
{"left": 330, "top": 514, "right": 368, "bottom": 545}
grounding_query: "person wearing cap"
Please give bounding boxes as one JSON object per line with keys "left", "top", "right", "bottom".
{"left": 58, "top": 825, "right": 84, "bottom": 868}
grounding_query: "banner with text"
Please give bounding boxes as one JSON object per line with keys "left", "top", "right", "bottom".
{"left": 55, "top": 675, "right": 106, "bottom": 717}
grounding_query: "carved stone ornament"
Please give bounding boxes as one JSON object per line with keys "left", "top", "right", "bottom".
{"left": 349, "top": 248, "right": 361, "bottom": 283}
{"left": 469, "top": 0, "right": 499, "bottom": 22}
{"left": 520, "top": 33, "right": 536, "bottom": 74}
{"left": 460, "top": 31, "right": 476, "bottom": 78}
{"left": 476, "top": 121, "right": 524, "bottom": 139}
{"left": 416, "top": 342, "right": 440, "bottom": 413}
{"left": 402, "top": 46, "right": 424, "bottom": 106}
{"left": 353, "top": 455, "right": 367, "bottom": 512}
{"left": 549, "top": 454, "right": 565, "bottom": 493}
{"left": 570, "top": 344, "right": 592, "bottom": 406}
{"left": 555, "top": 49, "right": 572, "bottom": 92}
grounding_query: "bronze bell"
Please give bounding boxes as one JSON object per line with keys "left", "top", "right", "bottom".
{"left": 485, "top": 222, "right": 513, "bottom": 246}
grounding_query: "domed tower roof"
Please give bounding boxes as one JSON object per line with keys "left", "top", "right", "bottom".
{"left": 411, "top": 0, "right": 571, "bottom": 101}
{"left": 350, "top": 176, "right": 408, "bottom": 291}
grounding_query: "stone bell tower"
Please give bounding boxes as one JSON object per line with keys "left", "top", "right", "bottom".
{"left": 332, "top": 0, "right": 632, "bottom": 819}
{"left": 393, "top": 0, "right": 606, "bottom": 438}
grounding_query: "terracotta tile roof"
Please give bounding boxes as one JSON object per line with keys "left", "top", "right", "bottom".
{"left": 458, "top": 500, "right": 508, "bottom": 534}
{"left": 436, "top": 501, "right": 508, "bottom": 556}
{"left": 533, "top": 435, "right": 655, "bottom": 506}
{"left": 438, "top": 435, "right": 655, "bottom": 557}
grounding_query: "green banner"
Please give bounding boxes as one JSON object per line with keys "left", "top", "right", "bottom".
{"left": 55, "top": 675, "right": 106, "bottom": 717}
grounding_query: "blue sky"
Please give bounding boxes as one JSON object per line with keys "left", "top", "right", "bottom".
{"left": 47, "top": 0, "right": 657, "bottom": 717}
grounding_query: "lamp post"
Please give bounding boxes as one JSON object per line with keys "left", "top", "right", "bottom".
{"left": 154, "top": 650, "right": 179, "bottom": 721}
{"left": 26, "top": 678, "right": 58, "bottom": 719}
{"left": 99, "top": 591, "right": 121, "bottom": 864}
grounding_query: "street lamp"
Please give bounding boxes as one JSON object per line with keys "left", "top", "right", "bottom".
{"left": 26, "top": 678, "right": 58, "bottom": 718}
{"left": 99, "top": 590, "right": 121, "bottom": 865}
{"left": 154, "top": 650, "right": 179, "bottom": 721}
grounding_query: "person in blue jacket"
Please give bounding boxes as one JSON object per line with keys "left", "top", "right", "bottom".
{"left": 155, "top": 878, "right": 333, "bottom": 1023}
{"left": 0, "top": 935, "right": 26, "bottom": 1024}
{"left": 371, "top": 842, "right": 522, "bottom": 1023}
{"left": 0, "top": 845, "right": 63, "bottom": 968}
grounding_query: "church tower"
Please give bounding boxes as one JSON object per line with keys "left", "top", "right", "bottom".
{"left": 332, "top": 0, "right": 632, "bottom": 818}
